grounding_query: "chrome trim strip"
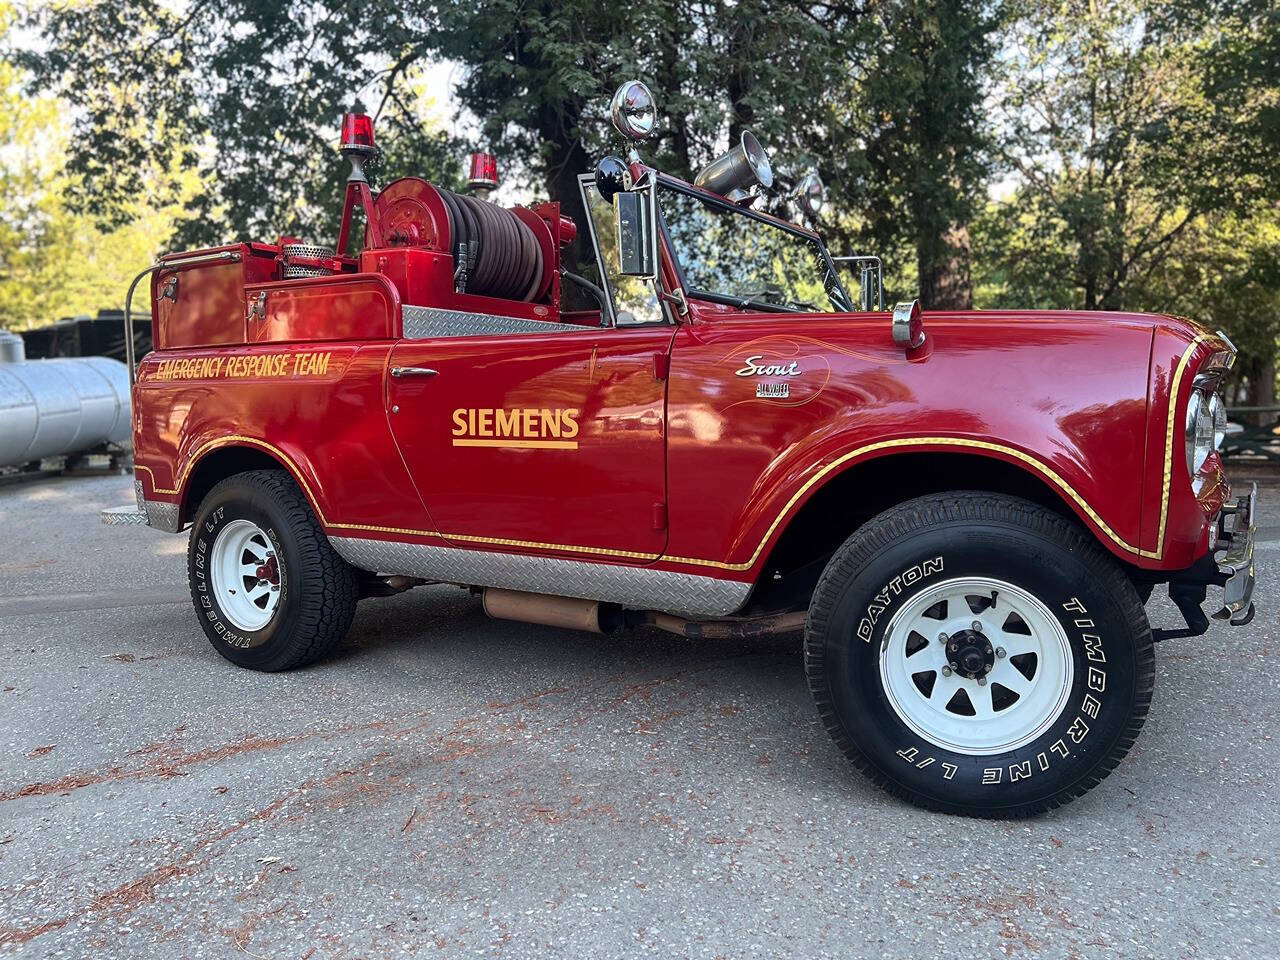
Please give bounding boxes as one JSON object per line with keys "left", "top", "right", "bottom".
{"left": 329, "top": 536, "right": 752, "bottom": 617}
{"left": 402, "top": 305, "right": 588, "bottom": 339}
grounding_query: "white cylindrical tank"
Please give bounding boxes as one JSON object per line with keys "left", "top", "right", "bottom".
{"left": 0, "top": 351, "right": 132, "bottom": 467}
{"left": 0, "top": 330, "right": 23, "bottom": 363}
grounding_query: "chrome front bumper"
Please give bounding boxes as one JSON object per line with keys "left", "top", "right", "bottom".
{"left": 1152, "top": 482, "right": 1257, "bottom": 641}
{"left": 1212, "top": 482, "right": 1256, "bottom": 626}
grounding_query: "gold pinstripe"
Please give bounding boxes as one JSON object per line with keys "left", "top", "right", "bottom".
{"left": 135, "top": 436, "right": 664, "bottom": 561}
{"left": 134, "top": 334, "right": 1213, "bottom": 572}
{"left": 1154, "top": 333, "right": 1211, "bottom": 555}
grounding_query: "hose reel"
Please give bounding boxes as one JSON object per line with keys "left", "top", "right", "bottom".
{"left": 435, "top": 187, "right": 543, "bottom": 301}
{"left": 369, "top": 177, "right": 549, "bottom": 303}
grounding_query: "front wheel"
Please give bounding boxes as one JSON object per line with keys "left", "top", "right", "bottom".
{"left": 188, "top": 469, "right": 359, "bottom": 671}
{"left": 805, "top": 492, "right": 1154, "bottom": 817}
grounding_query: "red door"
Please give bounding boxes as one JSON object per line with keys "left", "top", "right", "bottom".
{"left": 386, "top": 323, "right": 672, "bottom": 561}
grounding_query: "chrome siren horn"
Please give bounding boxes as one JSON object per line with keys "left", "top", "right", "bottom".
{"left": 695, "top": 130, "right": 774, "bottom": 203}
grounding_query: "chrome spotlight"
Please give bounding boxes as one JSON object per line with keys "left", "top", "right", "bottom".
{"left": 610, "top": 81, "right": 657, "bottom": 141}
{"left": 795, "top": 171, "right": 825, "bottom": 217}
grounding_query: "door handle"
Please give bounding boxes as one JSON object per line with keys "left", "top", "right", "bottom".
{"left": 391, "top": 366, "right": 439, "bottom": 378}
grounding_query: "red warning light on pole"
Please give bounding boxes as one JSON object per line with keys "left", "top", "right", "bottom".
{"left": 340, "top": 114, "right": 376, "bottom": 155}
{"left": 468, "top": 152, "right": 499, "bottom": 190}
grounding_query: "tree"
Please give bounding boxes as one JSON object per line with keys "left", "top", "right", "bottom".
{"left": 983, "top": 0, "right": 1275, "bottom": 311}
{"left": 20, "top": 0, "right": 462, "bottom": 249}
{"left": 0, "top": 6, "right": 199, "bottom": 330}
{"left": 20, "top": 0, "right": 871, "bottom": 254}
{"left": 838, "top": 0, "right": 1001, "bottom": 309}
{"left": 976, "top": 0, "right": 1278, "bottom": 400}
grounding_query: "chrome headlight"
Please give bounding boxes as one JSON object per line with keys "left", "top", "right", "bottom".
{"left": 1185, "top": 390, "right": 1217, "bottom": 475}
{"left": 1209, "top": 392, "right": 1227, "bottom": 448}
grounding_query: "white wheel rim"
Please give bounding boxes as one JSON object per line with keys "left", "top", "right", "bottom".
{"left": 209, "top": 519, "right": 282, "bottom": 632}
{"left": 878, "top": 577, "right": 1073, "bottom": 756}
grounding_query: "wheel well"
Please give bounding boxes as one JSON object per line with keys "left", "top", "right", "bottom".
{"left": 181, "top": 447, "right": 289, "bottom": 524}
{"left": 753, "top": 452, "right": 1084, "bottom": 609}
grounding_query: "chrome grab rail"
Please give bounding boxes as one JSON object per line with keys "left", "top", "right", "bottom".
{"left": 122, "top": 250, "right": 242, "bottom": 385}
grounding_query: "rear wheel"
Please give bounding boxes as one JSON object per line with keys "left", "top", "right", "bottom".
{"left": 805, "top": 492, "right": 1154, "bottom": 817}
{"left": 187, "top": 469, "right": 358, "bottom": 671}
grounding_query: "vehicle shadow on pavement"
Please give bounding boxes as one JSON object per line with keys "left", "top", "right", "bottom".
{"left": 311, "top": 585, "right": 894, "bottom": 800}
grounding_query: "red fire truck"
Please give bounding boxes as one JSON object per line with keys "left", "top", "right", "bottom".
{"left": 115, "top": 81, "right": 1256, "bottom": 816}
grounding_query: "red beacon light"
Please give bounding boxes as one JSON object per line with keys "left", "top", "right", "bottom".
{"left": 340, "top": 113, "right": 376, "bottom": 157}
{"left": 467, "top": 151, "right": 499, "bottom": 199}
{"left": 335, "top": 111, "right": 382, "bottom": 251}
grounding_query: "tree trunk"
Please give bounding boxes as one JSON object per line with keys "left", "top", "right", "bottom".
{"left": 725, "top": 14, "right": 755, "bottom": 150}
{"left": 1245, "top": 357, "right": 1276, "bottom": 427}
{"left": 918, "top": 222, "right": 973, "bottom": 310}
{"left": 539, "top": 96, "right": 592, "bottom": 273}
{"left": 659, "top": 5, "right": 693, "bottom": 178}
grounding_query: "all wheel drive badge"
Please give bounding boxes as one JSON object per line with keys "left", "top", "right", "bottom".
{"left": 756, "top": 382, "right": 789, "bottom": 398}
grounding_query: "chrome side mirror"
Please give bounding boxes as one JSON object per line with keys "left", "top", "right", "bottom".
{"left": 615, "top": 179, "right": 659, "bottom": 280}
{"left": 892, "top": 300, "right": 926, "bottom": 349}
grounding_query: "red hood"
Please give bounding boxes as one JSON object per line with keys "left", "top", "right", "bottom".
{"left": 921, "top": 308, "right": 1219, "bottom": 345}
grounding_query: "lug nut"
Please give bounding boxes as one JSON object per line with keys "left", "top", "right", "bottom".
{"left": 949, "top": 642, "right": 958, "bottom": 651}
{"left": 996, "top": 647, "right": 1006, "bottom": 658}
{"left": 972, "top": 620, "right": 983, "bottom": 632}
{"left": 977, "top": 676, "right": 987, "bottom": 686}
{"left": 985, "top": 645, "right": 993, "bottom": 655}
{"left": 941, "top": 666, "right": 952, "bottom": 677}
{"left": 938, "top": 632, "right": 949, "bottom": 644}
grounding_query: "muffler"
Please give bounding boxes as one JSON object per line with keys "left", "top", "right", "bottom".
{"left": 482, "top": 588, "right": 606, "bottom": 633}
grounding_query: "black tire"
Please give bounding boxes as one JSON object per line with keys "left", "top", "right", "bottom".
{"left": 805, "top": 492, "right": 1154, "bottom": 817}
{"left": 187, "top": 469, "right": 359, "bottom": 671}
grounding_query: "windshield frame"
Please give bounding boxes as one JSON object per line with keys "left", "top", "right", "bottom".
{"left": 576, "top": 171, "right": 675, "bottom": 328}
{"left": 655, "top": 174, "right": 852, "bottom": 314}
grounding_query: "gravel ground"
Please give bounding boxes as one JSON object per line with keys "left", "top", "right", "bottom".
{"left": 1, "top": 472, "right": 1277, "bottom": 959}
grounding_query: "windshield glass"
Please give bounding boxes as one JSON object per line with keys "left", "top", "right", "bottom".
{"left": 659, "top": 182, "right": 851, "bottom": 312}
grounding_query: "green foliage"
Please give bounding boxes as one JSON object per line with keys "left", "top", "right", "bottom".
{"left": 5, "top": 0, "right": 1278, "bottom": 392}
{"left": 978, "top": 0, "right": 1273, "bottom": 311}
{"left": 973, "top": 0, "right": 1279, "bottom": 398}
{"left": 18, "top": 0, "right": 463, "bottom": 248}
{"left": 0, "top": 9, "right": 200, "bottom": 331}
{"left": 835, "top": 0, "right": 1002, "bottom": 309}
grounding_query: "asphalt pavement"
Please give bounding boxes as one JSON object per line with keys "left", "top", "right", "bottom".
{"left": 1, "top": 472, "right": 1277, "bottom": 959}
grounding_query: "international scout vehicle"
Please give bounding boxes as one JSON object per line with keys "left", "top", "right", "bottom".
{"left": 113, "top": 81, "right": 1257, "bottom": 816}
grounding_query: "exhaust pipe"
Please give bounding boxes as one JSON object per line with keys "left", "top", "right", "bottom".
{"left": 482, "top": 588, "right": 606, "bottom": 634}
{"left": 481, "top": 588, "right": 807, "bottom": 640}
